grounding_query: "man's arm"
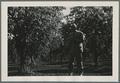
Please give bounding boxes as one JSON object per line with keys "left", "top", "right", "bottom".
{"left": 79, "top": 43, "right": 83, "bottom": 52}
{"left": 79, "top": 32, "right": 86, "bottom": 52}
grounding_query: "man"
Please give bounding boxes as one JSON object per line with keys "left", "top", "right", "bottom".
{"left": 67, "top": 23, "right": 85, "bottom": 75}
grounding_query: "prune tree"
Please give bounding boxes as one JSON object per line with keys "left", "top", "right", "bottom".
{"left": 8, "top": 7, "right": 65, "bottom": 73}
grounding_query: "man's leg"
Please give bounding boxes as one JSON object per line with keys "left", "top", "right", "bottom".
{"left": 68, "top": 54, "right": 74, "bottom": 75}
{"left": 76, "top": 52, "right": 83, "bottom": 75}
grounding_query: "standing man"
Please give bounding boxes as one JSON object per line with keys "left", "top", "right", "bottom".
{"left": 67, "top": 23, "right": 85, "bottom": 75}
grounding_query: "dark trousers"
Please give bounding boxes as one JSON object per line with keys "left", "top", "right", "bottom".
{"left": 68, "top": 50, "right": 83, "bottom": 75}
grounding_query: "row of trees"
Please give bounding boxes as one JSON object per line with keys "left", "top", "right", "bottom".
{"left": 8, "top": 7, "right": 65, "bottom": 73}
{"left": 8, "top": 6, "right": 112, "bottom": 73}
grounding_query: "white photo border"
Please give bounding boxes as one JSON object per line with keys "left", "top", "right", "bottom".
{"left": 1, "top": 1, "right": 119, "bottom": 82}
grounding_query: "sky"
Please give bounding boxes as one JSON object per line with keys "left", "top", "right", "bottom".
{"left": 61, "top": 6, "right": 72, "bottom": 24}
{"left": 62, "top": 6, "right": 71, "bottom": 16}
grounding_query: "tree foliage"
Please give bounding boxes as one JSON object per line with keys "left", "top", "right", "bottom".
{"left": 8, "top": 6, "right": 112, "bottom": 74}
{"left": 8, "top": 7, "right": 65, "bottom": 72}
{"left": 62, "top": 6, "right": 112, "bottom": 59}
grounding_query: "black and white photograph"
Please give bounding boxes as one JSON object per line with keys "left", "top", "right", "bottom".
{"left": 1, "top": 1, "right": 119, "bottom": 82}
{"left": 8, "top": 6, "right": 113, "bottom": 76}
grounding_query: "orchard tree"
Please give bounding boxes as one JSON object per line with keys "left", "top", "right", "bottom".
{"left": 8, "top": 7, "right": 65, "bottom": 73}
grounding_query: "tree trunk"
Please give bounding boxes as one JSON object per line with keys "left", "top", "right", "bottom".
{"left": 49, "top": 51, "right": 52, "bottom": 64}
